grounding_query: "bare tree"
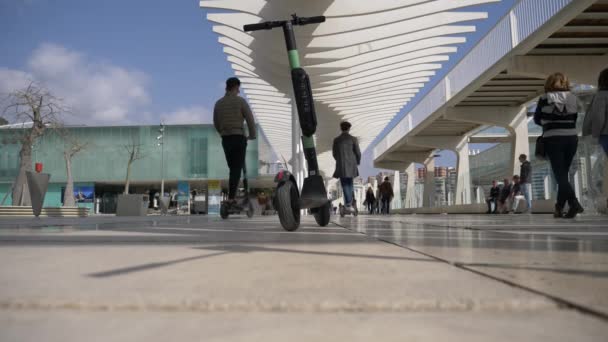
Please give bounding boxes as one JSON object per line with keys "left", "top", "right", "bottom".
{"left": 1, "top": 82, "right": 64, "bottom": 205}
{"left": 123, "top": 137, "right": 146, "bottom": 194}
{"left": 58, "top": 130, "right": 88, "bottom": 207}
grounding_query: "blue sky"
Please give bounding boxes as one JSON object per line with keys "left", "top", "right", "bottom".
{"left": 1, "top": 0, "right": 516, "bottom": 172}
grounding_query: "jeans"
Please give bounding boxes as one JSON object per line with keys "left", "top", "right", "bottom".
{"left": 367, "top": 202, "right": 374, "bottom": 214}
{"left": 221, "top": 135, "right": 247, "bottom": 200}
{"left": 340, "top": 178, "right": 354, "bottom": 206}
{"left": 382, "top": 198, "right": 391, "bottom": 214}
{"left": 600, "top": 135, "right": 608, "bottom": 156}
{"left": 545, "top": 136, "right": 578, "bottom": 208}
{"left": 520, "top": 183, "right": 532, "bottom": 210}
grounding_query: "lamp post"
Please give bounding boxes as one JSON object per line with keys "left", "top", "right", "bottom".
{"left": 157, "top": 123, "right": 165, "bottom": 197}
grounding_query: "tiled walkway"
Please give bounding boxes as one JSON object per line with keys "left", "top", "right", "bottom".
{"left": 0, "top": 214, "right": 606, "bottom": 341}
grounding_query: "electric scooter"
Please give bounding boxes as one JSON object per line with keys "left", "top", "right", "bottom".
{"left": 339, "top": 199, "right": 359, "bottom": 218}
{"left": 244, "top": 14, "right": 331, "bottom": 232}
{"left": 220, "top": 147, "right": 254, "bottom": 219}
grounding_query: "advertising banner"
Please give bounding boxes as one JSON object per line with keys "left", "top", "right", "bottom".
{"left": 208, "top": 180, "right": 222, "bottom": 215}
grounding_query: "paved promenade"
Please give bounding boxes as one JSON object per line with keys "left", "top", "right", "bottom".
{"left": 0, "top": 214, "right": 607, "bottom": 341}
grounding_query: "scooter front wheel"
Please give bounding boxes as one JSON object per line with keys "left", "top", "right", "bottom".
{"left": 276, "top": 181, "right": 300, "bottom": 231}
{"left": 313, "top": 201, "right": 331, "bottom": 227}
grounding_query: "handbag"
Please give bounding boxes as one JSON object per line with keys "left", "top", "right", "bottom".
{"left": 535, "top": 135, "right": 546, "bottom": 159}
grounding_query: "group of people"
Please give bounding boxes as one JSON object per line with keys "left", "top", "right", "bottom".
{"left": 485, "top": 154, "right": 532, "bottom": 214}
{"left": 214, "top": 68, "right": 607, "bottom": 219}
{"left": 484, "top": 70, "right": 608, "bottom": 218}
{"left": 363, "top": 178, "right": 394, "bottom": 215}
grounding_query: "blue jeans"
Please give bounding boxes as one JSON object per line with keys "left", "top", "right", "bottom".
{"left": 340, "top": 178, "right": 354, "bottom": 206}
{"left": 600, "top": 135, "right": 608, "bottom": 156}
{"left": 520, "top": 182, "right": 532, "bottom": 210}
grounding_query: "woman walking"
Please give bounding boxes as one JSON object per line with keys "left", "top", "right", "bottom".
{"left": 365, "top": 187, "right": 375, "bottom": 215}
{"left": 534, "top": 72, "right": 584, "bottom": 218}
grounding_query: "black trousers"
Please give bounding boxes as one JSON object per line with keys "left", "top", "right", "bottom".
{"left": 545, "top": 136, "right": 578, "bottom": 208}
{"left": 221, "top": 135, "right": 247, "bottom": 200}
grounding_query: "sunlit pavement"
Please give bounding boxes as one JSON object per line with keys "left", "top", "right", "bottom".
{"left": 0, "top": 214, "right": 607, "bottom": 341}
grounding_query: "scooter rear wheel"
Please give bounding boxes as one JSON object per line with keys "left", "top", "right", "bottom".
{"left": 220, "top": 203, "right": 229, "bottom": 219}
{"left": 246, "top": 202, "right": 254, "bottom": 218}
{"left": 276, "top": 181, "right": 300, "bottom": 231}
{"left": 313, "top": 201, "right": 331, "bottom": 227}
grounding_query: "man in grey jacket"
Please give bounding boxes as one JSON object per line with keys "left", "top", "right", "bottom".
{"left": 332, "top": 121, "right": 361, "bottom": 213}
{"left": 213, "top": 77, "right": 257, "bottom": 204}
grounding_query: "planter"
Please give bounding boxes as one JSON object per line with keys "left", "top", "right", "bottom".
{"left": 116, "top": 194, "right": 149, "bottom": 216}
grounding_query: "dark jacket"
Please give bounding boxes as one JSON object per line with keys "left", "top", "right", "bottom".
{"left": 365, "top": 190, "right": 375, "bottom": 204}
{"left": 379, "top": 181, "right": 394, "bottom": 200}
{"left": 499, "top": 184, "right": 512, "bottom": 202}
{"left": 520, "top": 161, "right": 532, "bottom": 184}
{"left": 489, "top": 186, "right": 500, "bottom": 199}
{"left": 332, "top": 132, "right": 361, "bottom": 178}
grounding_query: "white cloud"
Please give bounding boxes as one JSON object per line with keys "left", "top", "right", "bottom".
{"left": 1, "top": 43, "right": 150, "bottom": 125}
{"left": 162, "top": 106, "right": 213, "bottom": 125}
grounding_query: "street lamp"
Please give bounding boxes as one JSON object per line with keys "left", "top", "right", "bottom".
{"left": 157, "top": 122, "right": 165, "bottom": 197}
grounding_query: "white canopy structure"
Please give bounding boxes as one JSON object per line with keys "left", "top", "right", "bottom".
{"left": 200, "top": 0, "right": 500, "bottom": 177}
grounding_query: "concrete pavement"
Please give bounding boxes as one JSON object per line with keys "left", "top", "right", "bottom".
{"left": 0, "top": 214, "right": 607, "bottom": 341}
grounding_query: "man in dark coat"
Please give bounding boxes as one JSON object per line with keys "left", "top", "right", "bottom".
{"left": 333, "top": 121, "right": 361, "bottom": 213}
{"left": 379, "top": 177, "right": 394, "bottom": 215}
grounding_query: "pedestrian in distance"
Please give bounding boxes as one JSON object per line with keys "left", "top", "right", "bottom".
{"left": 332, "top": 121, "right": 361, "bottom": 214}
{"left": 364, "top": 187, "right": 375, "bottom": 215}
{"left": 486, "top": 180, "right": 500, "bottom": 214}
{"left": 497, "top": 178, "right": 512, "bottom": 214}
{"left": 379, "top": 177, "right": 394, "bottom": 215}
{"left": 583, "top": 68, "right": 608, "bottom": 156}
{"left": 534, "top": 72, "right": 584, "bottom": 218}
{"left": 582, "top": 68, "right": 608, "bottom": 211}
{"left": 519, "top": 154, "right": 533, "bottom": 213}
{"left": 214, "top": 77, "right": 257, "bottom": 207}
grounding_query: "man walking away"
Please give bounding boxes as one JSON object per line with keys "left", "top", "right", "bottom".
{"left": 519, "top": 154, "right": 533, "bottom": 213}
{"left": 497, "top": 178, "right": 512, "bottom": 214}
{"left": 214, "top": 77, "right": 257, "bottom": 206}
{"left": 332, "top": 121, "right": 361, "bottom": 214}
{"left": 379, "top": 177, "right": 394, "bottom": 215}
{"left": 486, "top": 180, "right": 500, "bottom": 214}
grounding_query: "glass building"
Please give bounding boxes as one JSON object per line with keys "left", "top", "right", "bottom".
{"left": 0, "top": 124, "right": 277, "bottom": 212}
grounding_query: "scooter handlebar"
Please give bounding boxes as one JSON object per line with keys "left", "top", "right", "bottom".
{"left": 294, "top": 16, "right": 325, "bottom": 26}
{"left": 244, "top": 16, "right": 325, "bottom": 32}
{"left": 243, "top": 21, "right": 283, "bottom": 32}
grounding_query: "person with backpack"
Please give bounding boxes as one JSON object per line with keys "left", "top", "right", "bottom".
{"left": 534, "top": 72, "right": 583, "bottom": 218}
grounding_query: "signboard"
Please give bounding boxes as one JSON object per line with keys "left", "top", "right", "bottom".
{"left": 207, "top": 180, "right": 222, "bottom": 215}
{"left": 74, "top": 185, "right": 94, "bottom": 203}
{"left": 177, "top": 181, "right": 190, "bottom": 201}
